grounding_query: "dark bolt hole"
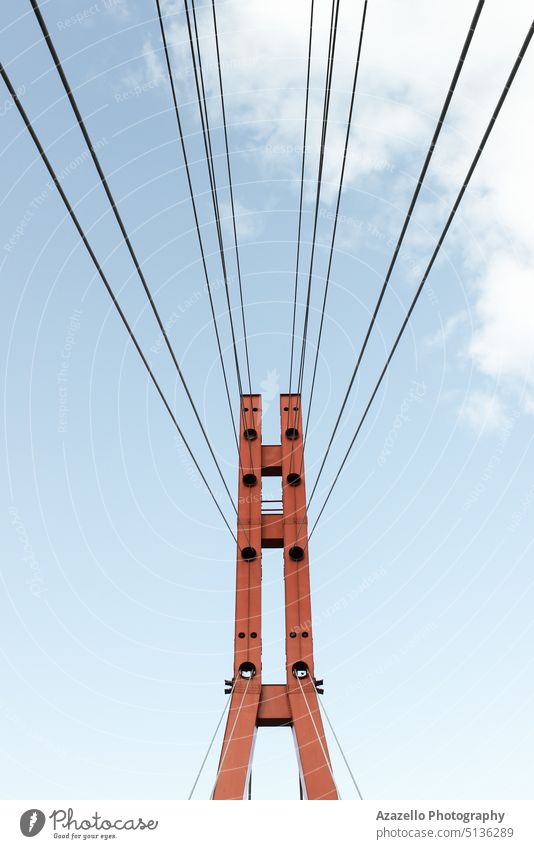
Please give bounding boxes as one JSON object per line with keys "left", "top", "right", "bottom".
{"left": 283, "top": 406, "right": 289, "bottom": 411}
{"left": 239, "top": 661, "right": 256, "bottom": 679}
{"left": 302, "top": 631, "right": 309, "bottom": 638}
{"left": 287, "top": 472, "right": 301, "bottom": 486}
{"left": 243, "top": 473, "right": 257, "bottom": 487}
{"left": 289, "top": 631, "right": 297, "bottom": 639}
{"left": 241, "top": 546, "right": 257, "bottom": 562}
{"left": 243, "top": 406, "right": 249, "bottom": 412}
{"left": 289, "top": 545, "right": 304, "bottom": 562}
{"left": 238, "top": 632, "right": 246, "bottom": 639}
{"left": 292, "top": 661, "right": 308, "bottom": 679}
{"left": 252, "top": 407, "right": 258, "bottom": 412}
{"left": 285, "top": 427, "right": 299, "bottom": 440}
{"left": 293, "top": 406, "right": 299, "bottom": 411}
{"left": 250, "top": 631, "right": 258, "bottom": 638}
{"left": 244, "top": 427, "right": 257, "bottom": 441}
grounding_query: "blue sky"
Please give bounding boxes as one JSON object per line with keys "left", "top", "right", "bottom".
{"left": 1, "top": 0, "right": 534, "bottom": 800}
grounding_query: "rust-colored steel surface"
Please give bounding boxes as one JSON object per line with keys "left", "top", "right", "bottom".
{"left": 212, "top": 395, "right": 338, "bottom": 800}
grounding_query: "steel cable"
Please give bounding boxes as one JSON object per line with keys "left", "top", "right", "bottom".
{"left": 306, "top": 0, "right": 486, "bottom": 514}
{"left": 303, "top": 0, "right": 368, "bottom": 449}
{"left": 183, "top": 0, "right": 256, "bottom": 477}
{"left": 0, "top": 62, "right": 238, "bottom": 542}
{"left": 30, "top": 0, "right": 237, "bottom": 514}
{"left": 308, "top": 16, "right": 534, "bottom": 540}
{"left": 287, "top": 0, "right": 315, "bottom": 429}
{"left": 155, "top": 0, "right": 241, "bottom": 455}
{"left": 211, "top": 0, "right": 254, "bottom": 403}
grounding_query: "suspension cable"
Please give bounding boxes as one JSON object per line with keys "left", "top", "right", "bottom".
{"left": 211, "top": 0, "right": 254, "bottom": 402}
{"left": 183, "top": 0, "right": 256, "bottom": 481}
{"left": 289, "top": 0, "right": 340, "bottom": 474}
{"left": 155, "top": 0, "right": 255, "bottom": 552}
{"left": 155, "top": 0, "right": 240, "bottom": 455}
{"left": 188, "top": 679, "right": 236, "bottom": 799}
{"left": 308, "top": 16, "right": 534, "bottom": 540}
{"left": 30, "top": 0, "right": 238, "bottom": 514}
{"left": 295, "top": 0, "right": 340, "bottom": 401}
{"left": 0, "top": 62, "right": 238, "bottom": 542}
{"left": 319, "top": 694, "right": 364, "bottom": 799}
{"left": 185, "top": 1, "right": 251, "bottom": 423}
{"left": 306, "top": 0, "right": 486, "bottom": 512}
{"left": 287, "top": 0, "right": 315, "bottom": 426}
{"left": 303, "top": 0, "right": 368, "bottom": 447}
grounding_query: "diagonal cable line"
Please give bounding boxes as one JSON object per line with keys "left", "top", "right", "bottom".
{"left": 0, "top": 62, "right": 238, "bottom": 542}
{"left": 318, "top": 694, "right": 364, "bottom": 799}
{"left": 287, "top": 0, "right": 339, "bottom": 473}
{"left": 303, "top": 0, "right": 368, "bottom": 448}
{"left": 287, "top": 0, "right": 315, "bottom": 427}
{"left": 188, "top": 678, "right": 237, "bottom": 799}
{"left": 307, "top": 16, "right": 534, "bottom": 541}
{"left": 184, "top": 0, "right": 257, "bottom": 478}
{"left": 306, "top": 0, "right": 486, "bottom": 513}
{"left": 155, "top": 0, "right": 240, "bottom": 457}
{"left": 211, "top": 0, "right": 253, "bottom": 402}
{"left": 288, "top": 0, "right": 340, "bottom": 476}
{"left": 30, "top": 0, "right": 236, "bottom": 513}
{"left": 295, "top": 0, "right": 340, "bottom": 401}
{"left": 185, "top": 0, "right": 251, "bottom": 421}
{"left": 286, "top": 0, "right": 339, "bottom": 474}
{"left": 291, "top": 0, "right": 368, "bottom": 548}
{"left": 155, "top": 0, "right": 255, "bottom": 550}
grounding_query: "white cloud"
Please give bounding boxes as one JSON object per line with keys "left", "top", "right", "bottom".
{"left": 218, "top": 199, "right": 263, "bottom": 242}
{"left": 105, "top": 0, "right": 133, "bottom": 22}
{"left": 116, "top": 37, "right": 165, "bottom": 96}
{"left": 469, "top": 256, "right": 534, "bottom": 392}
{"left": 424, "top": 311, "right": 469, "bottom": 350}
{"left": 138, "top": 1, "right": 534, "bottom": 417}
{"left": 142, "top": 36, "right": 165, "bottom": 88}
{"left": 459, "top": 390, "right": 509, "bottom": 434}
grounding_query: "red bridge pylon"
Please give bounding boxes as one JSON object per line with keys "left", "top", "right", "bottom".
{"left": 212, "top": 394, "right": 338, "bottom": 800}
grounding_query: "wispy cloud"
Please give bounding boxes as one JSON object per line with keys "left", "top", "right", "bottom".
{"left": 115, "top": 36, "right": 165, "bottom": 98}
{"left": 468, "top": 255, "right": 534, "bottom": 408}
{"left": 218, "top": 199, "right": 263, "bottom": 242}
{"left": 424, "top": 311, "right": 469, "bottom": 350}
{"left": 459, "top": 389, "right": 510, "bottom": 434}
{"left": 119, "top": 0, "right": 534, "bottom": 420}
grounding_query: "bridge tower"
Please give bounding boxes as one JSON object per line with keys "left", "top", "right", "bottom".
{"left": 212, "top": 394, "right": 338, "bottom": 800}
